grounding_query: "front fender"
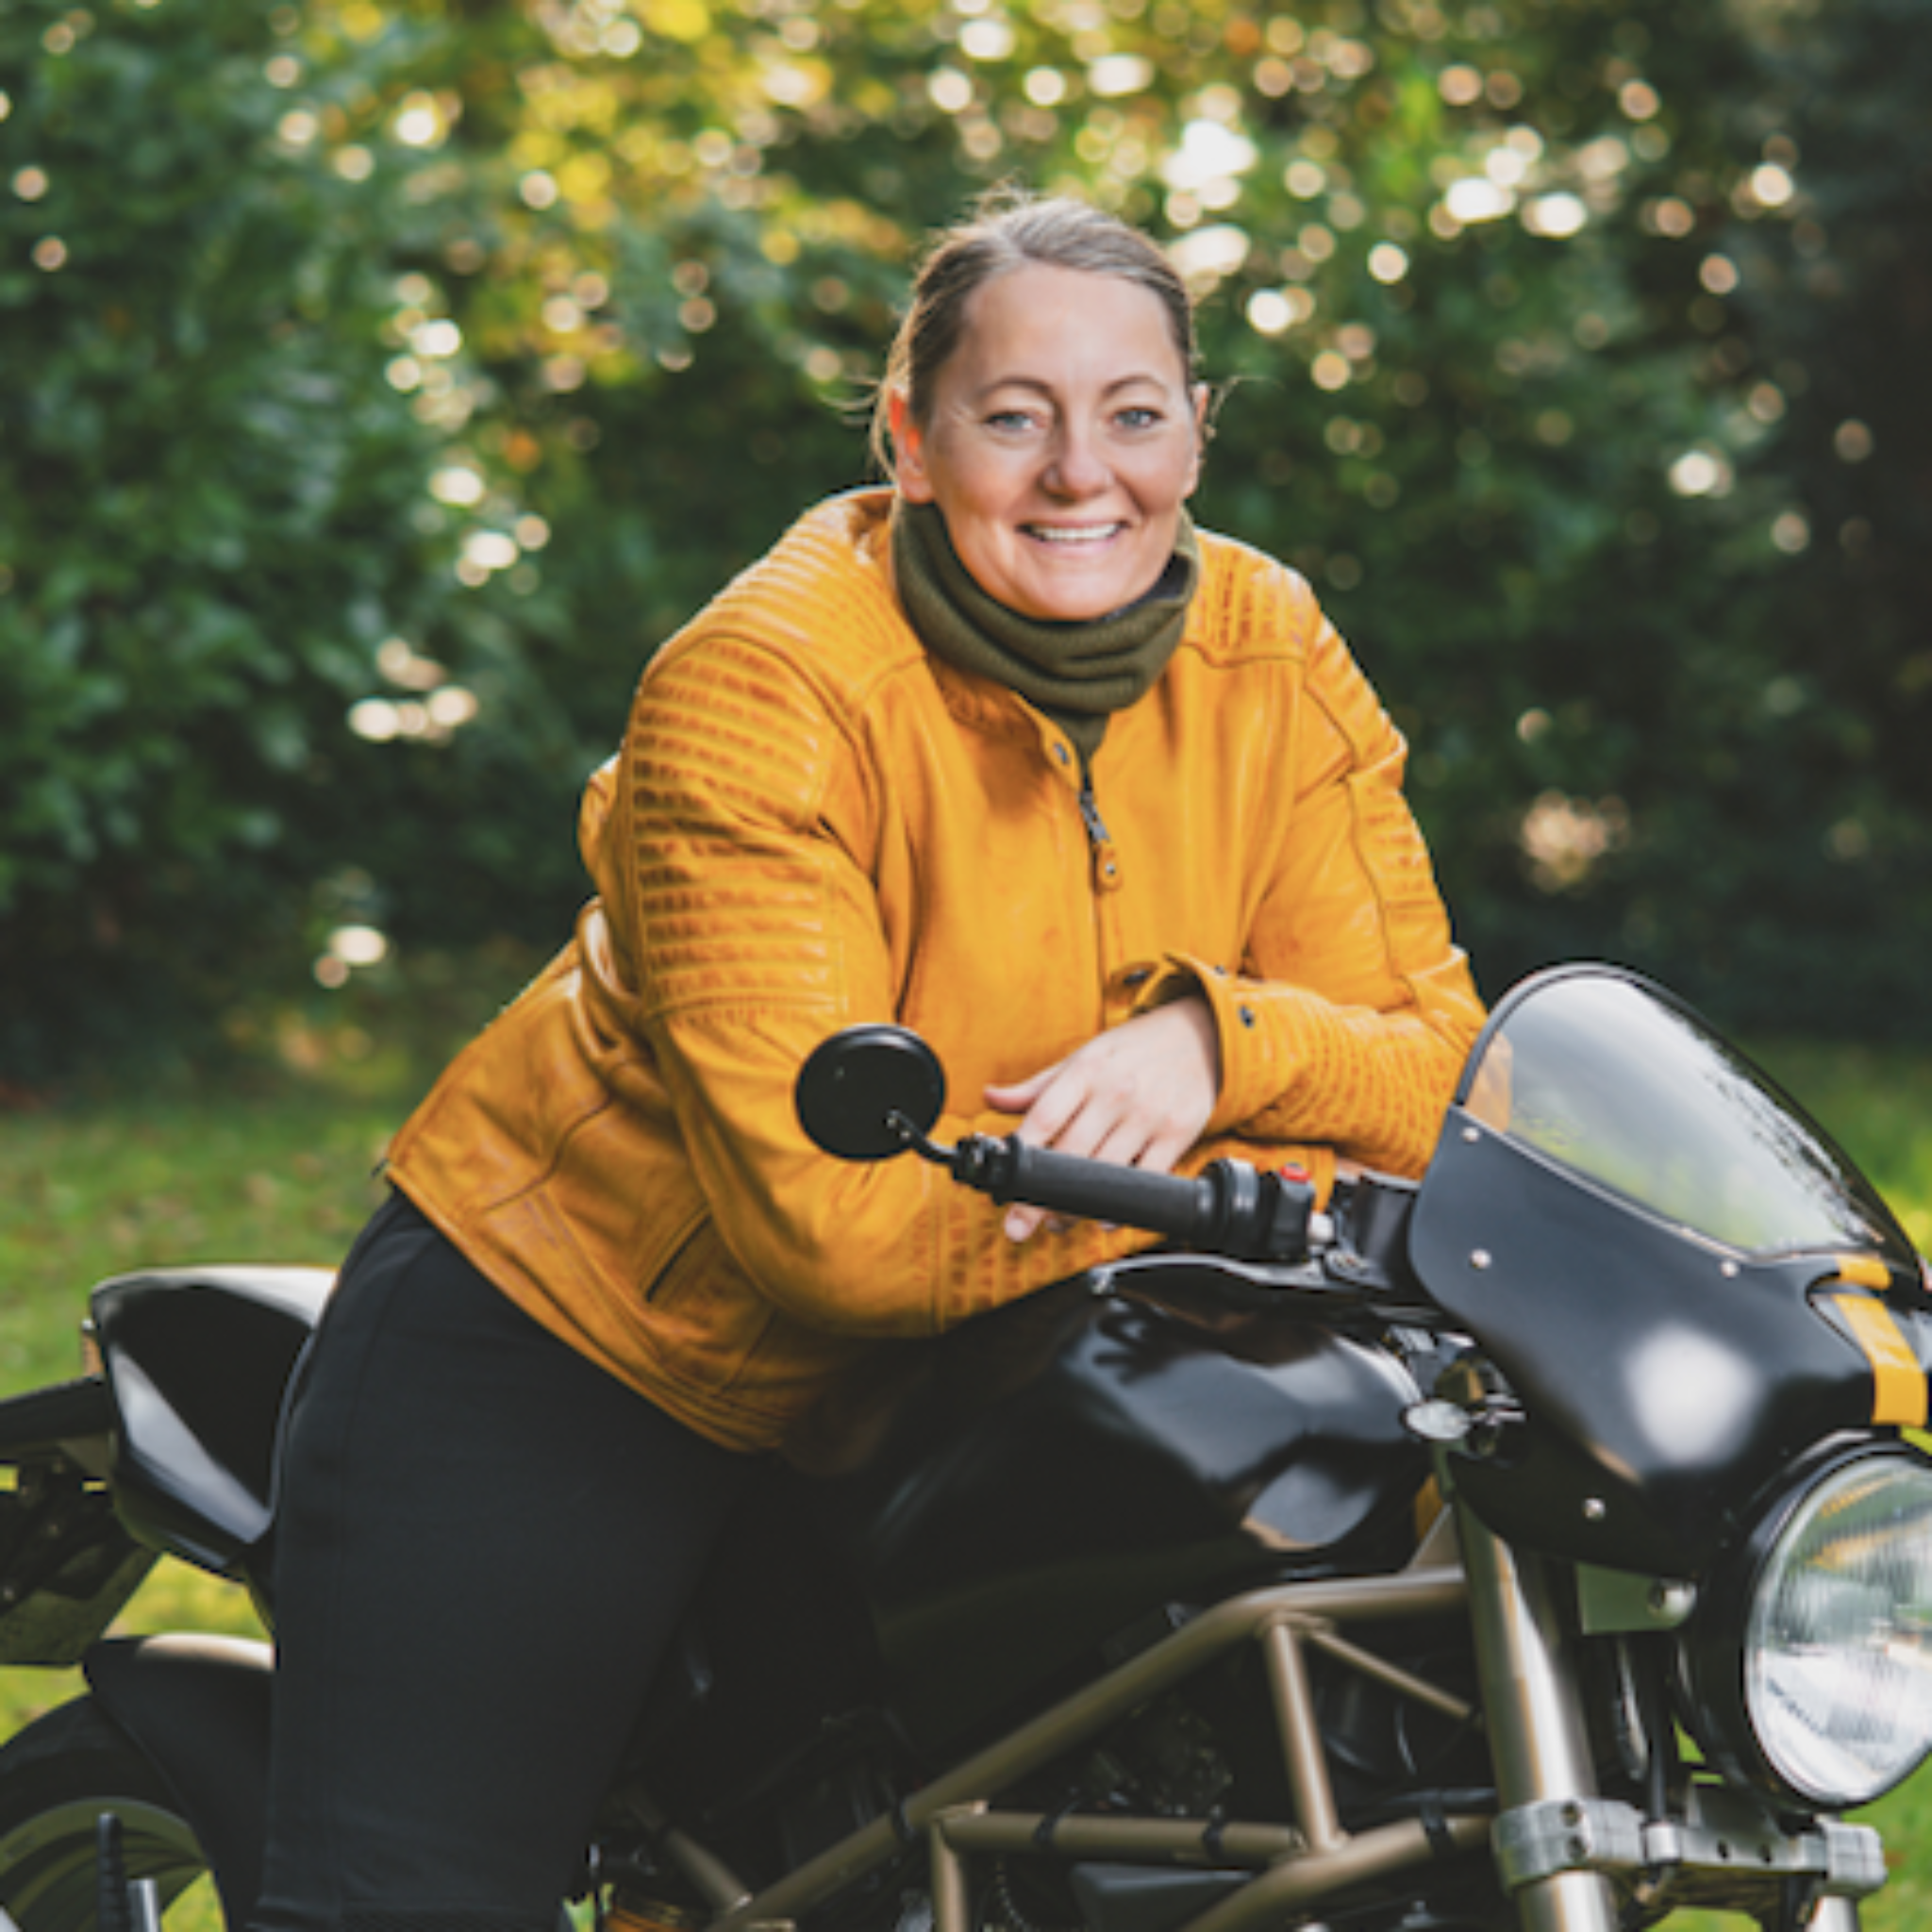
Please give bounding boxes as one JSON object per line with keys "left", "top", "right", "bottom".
{"left": 85, "top": 1634, "right": 273, "bottom": 1924}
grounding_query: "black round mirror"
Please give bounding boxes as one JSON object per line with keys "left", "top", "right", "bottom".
{"left": 795, "top": 1024, "right": 946, "bottom": 1162}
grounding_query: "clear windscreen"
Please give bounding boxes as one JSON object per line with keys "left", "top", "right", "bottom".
{"left": 1462, "top": 970, "right": 1910, "bottom": 1263}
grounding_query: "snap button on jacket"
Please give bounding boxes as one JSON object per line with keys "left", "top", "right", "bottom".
{"left": 387, "top": 491, "right": 1485, "bottom": 1452}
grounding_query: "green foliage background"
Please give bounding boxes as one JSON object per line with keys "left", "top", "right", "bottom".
{"left": 3, "top": 0, "right": 1929, "bottom": 1077}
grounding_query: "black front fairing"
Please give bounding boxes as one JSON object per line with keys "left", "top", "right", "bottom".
{"left": 1412, "top": 1124, "right": 1896, "bottom": 1574}
{"left": 1409, "top": 966, "right": 1932, "bottom": 1577}
{"left": 806, "top": 1263, "right": 1430, "bottom": 1749}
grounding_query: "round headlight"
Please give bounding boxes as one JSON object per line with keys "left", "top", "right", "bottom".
{"left": 1744, "top": 1454, "right": 1932, "bottom": 1807}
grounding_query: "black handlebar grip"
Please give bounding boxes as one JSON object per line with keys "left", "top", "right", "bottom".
{"left": 948, "top": 1135, "right": 1314, "bottom": 1262}
{"left": 962, "top": 1136, "right": 1217, "bottom": 1238}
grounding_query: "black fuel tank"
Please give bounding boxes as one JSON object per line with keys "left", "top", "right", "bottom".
{"left": 810, "top": 1258, "right": 1429, "bottom": 1749}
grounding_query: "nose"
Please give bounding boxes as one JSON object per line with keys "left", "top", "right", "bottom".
{"left": 1043, "top": 423, "right": 1110, "bottom": 498}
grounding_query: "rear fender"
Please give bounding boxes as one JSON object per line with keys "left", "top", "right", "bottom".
{"left": 85, "top": 1634, "right": 274, "bottom": 1925}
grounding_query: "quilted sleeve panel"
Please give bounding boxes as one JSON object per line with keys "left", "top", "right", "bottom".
{"left": 622, "top": 635, "right": 869, "bottom": 1022}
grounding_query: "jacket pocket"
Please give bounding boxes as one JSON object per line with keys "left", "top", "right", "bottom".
{"left": 640, "top": 1216, "right": 778, "bottom": 1395}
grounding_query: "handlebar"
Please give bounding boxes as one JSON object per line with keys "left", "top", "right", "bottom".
{"left": 931, "top": 1125, "right": 1323, "bottom": 1264}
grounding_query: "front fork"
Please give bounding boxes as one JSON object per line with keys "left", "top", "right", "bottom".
{"left": 1457, "top": 1500, "right": 1622, "bottom": 1932}
{"left": 1457, "top": 1498, "right": 1867, "bottom": 1932}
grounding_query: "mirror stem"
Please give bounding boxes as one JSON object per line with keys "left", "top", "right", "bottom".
{"left": 885, "top": 1109, "right": 956, "bottom": 1166}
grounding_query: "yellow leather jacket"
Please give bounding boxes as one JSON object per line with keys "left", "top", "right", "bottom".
{"left": 388, "top": 491, "right": 1485, "bottom": 1452}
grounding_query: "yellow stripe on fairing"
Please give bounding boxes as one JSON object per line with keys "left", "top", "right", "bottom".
{"left": 1834, "top": 1292, "right": 1929, "bottom": 1428}
{"left": 1836, "top": 1253, "right": 1892, "bottom": 1291}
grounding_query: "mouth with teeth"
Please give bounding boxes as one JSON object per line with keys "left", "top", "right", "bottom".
{"left": 1024, "top": 523, "right": 1126, "bottom": 546}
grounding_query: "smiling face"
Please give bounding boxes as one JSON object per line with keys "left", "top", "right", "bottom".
{"left": 891, "top": 263, "right": 1207, "bottom": 623}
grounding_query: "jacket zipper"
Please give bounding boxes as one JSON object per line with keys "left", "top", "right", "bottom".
{"left": 1079, "top": 777, "right": 1123, "bottom": 892}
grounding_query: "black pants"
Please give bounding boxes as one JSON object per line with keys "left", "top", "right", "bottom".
{"left": 250, "top": 1192, "right": 758, "bottom": 1932}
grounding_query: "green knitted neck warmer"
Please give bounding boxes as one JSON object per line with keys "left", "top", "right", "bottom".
{"left": 891, "top": 499, "right": 1199, "bottom": 767}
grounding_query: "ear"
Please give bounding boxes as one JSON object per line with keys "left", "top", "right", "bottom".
{"left": 1183, "top": 383, "right": 1211, "bottom": 496}
{"left": 889, "top": 390, "right": 936, "bottom": 504}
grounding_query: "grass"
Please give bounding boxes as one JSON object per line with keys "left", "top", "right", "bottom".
{"left": 4, "top": 982, "right": 1932, "bottom": 1928}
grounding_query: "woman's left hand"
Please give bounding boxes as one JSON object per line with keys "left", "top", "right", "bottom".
{"left": 983, "top": 996, "right": 1222, "bottom": 1242}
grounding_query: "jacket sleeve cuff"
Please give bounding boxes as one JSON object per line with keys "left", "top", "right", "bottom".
{"left": 1127, "top": 950, "right": 1336, "bottom": 1140}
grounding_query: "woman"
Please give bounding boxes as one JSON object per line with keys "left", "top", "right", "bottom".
{"left": 251, "top": 192, "right": 1484, "bottom": 1932}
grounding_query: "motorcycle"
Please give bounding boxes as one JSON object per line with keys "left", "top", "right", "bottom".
{"left": 4, "top": 962, "right": 1932, "bottom": 1932}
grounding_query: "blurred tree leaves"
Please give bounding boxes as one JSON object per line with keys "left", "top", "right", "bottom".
{"left": 1, "top": 0, "right": 458, "bottom": 1066}
{"left": 2, "top": 0, "right": 1928, "bottom": 1079}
